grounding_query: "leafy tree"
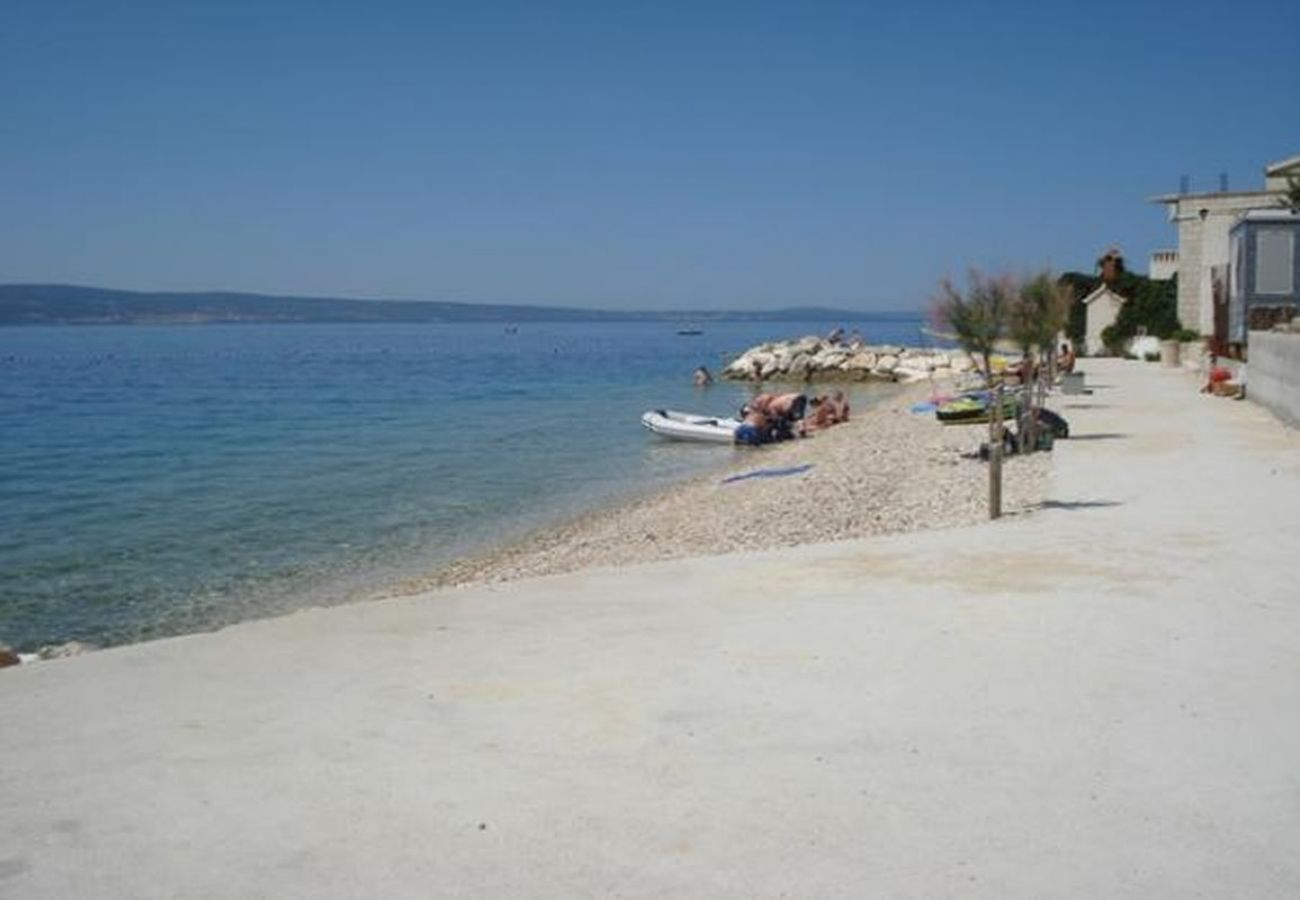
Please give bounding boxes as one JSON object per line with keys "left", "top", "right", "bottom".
{"left": 1008, "top": 272, "right": 1071, "bottom": 450}
{"left": 933, "top": 270, "right": 1015, "bottom": 519}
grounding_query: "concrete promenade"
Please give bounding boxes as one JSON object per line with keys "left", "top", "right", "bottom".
{"left": 3, "top": 359, "right": 1300, "bottom": 898}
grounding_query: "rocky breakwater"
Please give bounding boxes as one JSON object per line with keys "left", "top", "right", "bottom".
{"left": 723, "top": 336, "right": 972, "bottom": 383}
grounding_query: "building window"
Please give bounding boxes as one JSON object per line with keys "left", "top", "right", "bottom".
{"left": 1256, "top": 228, "right": 1295, "bottom": 295}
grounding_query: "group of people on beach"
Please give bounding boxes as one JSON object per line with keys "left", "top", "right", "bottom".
{"left": 734, "top": 390, "right": 850, "bottom": 446}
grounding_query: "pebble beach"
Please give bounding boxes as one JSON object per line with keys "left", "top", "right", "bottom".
{"left": 410, "top": 382, "right": 1051, "bottom": 591}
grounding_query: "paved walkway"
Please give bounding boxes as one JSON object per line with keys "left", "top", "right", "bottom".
{"left": 3, "top": 360, "right": 1300, "bottom": 898}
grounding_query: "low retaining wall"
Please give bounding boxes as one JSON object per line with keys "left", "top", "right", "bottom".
{"left": 1247, "top": 330, "right": 1300, "bottom": 427}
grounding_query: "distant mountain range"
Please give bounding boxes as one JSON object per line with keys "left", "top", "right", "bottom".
{"left": 0, "top": 284, "right": 917, "bottom": 326}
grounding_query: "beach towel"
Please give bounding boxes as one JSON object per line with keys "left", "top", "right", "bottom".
{"left": 721, "top": 464, "right": 814, "bottom": 484}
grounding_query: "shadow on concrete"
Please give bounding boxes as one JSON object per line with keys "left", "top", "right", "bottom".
{"left": 1039, "top": 499, "right": 1124, "bottom": 510}
{"left": 1067, "top": 433, "right": 1128, "bottom": 441}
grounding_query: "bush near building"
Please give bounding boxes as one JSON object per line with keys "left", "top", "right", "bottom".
{"left": 1059, "top": 270, "right": 1180, "bottom": 354}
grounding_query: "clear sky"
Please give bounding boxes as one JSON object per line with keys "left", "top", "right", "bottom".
{"left": 2, "top": 0, "right": 1297, "bottom": 310}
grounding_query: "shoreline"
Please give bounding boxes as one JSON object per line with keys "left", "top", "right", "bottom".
{"left": 396, "top": 380, "right": 1049, "bottom": 595}
{"left": 3, "top": 378, "right": 1044, "bottom": 662}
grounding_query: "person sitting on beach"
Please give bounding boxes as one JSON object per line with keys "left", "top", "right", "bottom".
{"left": 755, "top": 391, "right": 808, "bottom": 439}
{"left": 1058, "top": 343, "right": 1076, "bottom": 375}
{"left": 1010, "top": 353, "right": 1038, "bottom": 385}
{"left": 693, "top": 365, "right": 714, "bottom": 387}
{"left": 734, "top": 405, "right": 773, "bottom": 446}
{"left": 765, "top": 392, "right": 808, "bottom": 423}
{"left": 829, "top": 390, "right": 850, "bottom": 423}
{"left": 803, "top": 391, "right": 851, "bottom": 433}
{"left": 803, "top": 396, "right": 837, "bottom": 433}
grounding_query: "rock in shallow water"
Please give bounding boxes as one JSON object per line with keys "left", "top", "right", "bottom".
{"left": 0, "top": 644, "right": 20, "bottom": 668}
{"left": 37, "top": 641, "right": 99, "bottom": 660}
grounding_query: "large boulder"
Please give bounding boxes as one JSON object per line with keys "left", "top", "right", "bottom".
{"left": 792, "top": 336, "right": 823, "bottom": 355}
{"left": 844, "top": 352, "right": 877, "bottom": 371}
{"left": 815, "top": 350, "right": 849, "bottom": 370}
{"left": 0, "top": 644, "right": 19, "bottom": 668}
{"left": 787, "top": 355, "right": 813, "bottom": 379}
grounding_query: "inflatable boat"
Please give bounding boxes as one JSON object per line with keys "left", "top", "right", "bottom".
{"left": 641, "top": 409, "right": 741, "bottom": 444}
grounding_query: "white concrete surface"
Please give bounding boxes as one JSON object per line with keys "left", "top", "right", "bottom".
{"left": 3, "top": 359, "right": 1300, "bottom": 899}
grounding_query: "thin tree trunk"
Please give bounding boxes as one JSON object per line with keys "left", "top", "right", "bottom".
{"left": 1020, "top": 354, "right": 1035, "bottom": 454}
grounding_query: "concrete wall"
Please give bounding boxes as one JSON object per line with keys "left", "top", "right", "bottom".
{"left": 1247, "top": 330, "right": 1300, "bottom": 427}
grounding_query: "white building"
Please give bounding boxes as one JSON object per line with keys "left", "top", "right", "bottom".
{"left": 1151, "top": 153, "right": 1298, "bottom": 338}
{"left": 1082, "top": 284, "right": 1126, "bottom": 356}
{"left": 1148, "top": 249, "right": 1178, "bottom": 281}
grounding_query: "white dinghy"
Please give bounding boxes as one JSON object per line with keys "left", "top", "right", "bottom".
{"left": 640, "top": 409, "right": 740, "bottom": 444}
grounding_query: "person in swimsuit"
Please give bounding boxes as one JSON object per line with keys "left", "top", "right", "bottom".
{"left": 733, "top": 406, "right": 773, "bottom": 446}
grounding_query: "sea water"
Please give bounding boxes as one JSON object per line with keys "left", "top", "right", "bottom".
{"left": 0, "top": 317, "right": 926, "bottom": 649}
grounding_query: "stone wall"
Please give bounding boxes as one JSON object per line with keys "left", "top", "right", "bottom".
{"left": 1247, "top": 330, "right": 1300, "bottom": 427}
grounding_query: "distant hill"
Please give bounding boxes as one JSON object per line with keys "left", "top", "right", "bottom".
{"left": 0, "top": 284, "right": 917, "bottom": 326}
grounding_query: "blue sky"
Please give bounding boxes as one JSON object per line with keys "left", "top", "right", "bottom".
{"left": 2, "top": 0, "right": 1297, "bottom": 310}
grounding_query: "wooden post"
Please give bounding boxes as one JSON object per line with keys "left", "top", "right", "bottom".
{"left": 989, "top": 379, "right": 1003, "bottom": 519}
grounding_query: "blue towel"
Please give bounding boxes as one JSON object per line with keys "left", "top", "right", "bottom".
{"left": 721, "top": 464, "right": 814, "bottom": 484}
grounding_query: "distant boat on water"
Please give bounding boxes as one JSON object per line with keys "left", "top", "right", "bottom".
{"left": 676, "top": 328, "right": 704, "bottom": 336}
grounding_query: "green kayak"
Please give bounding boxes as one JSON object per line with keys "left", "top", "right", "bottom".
{"left": 935, "top": 393, "right": 1020, "bottom": 424}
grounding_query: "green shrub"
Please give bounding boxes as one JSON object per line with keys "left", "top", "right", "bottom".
{"left": 1144, "top": 351, "right": 1161, "bottom": 362}
{"left": 1170, "top": 328, "right": 1200, "bottom": 342}
{"left": 1060, "top": 271, "right": 1180, "bottom": 348}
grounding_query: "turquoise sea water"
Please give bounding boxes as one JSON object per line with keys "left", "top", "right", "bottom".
{"left": 1, "top": 318, "right": 925, "bottom": 649}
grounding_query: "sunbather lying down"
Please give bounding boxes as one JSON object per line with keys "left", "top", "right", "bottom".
{"left": 805, "top": 391, "right": 851, "bottom": 433}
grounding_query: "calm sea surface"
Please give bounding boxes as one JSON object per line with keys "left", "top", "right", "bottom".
{"left": 1, "top": 318, "right": 926, "bottom": 649}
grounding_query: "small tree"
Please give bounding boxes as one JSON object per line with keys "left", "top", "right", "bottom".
{"left": 1008, "top": 271, "right": 1071, "bottom": 451}
{"left": 934, "top": 270, "right": 1015, "bottom": 519}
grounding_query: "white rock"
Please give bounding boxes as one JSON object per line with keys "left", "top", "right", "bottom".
{"left": 894, "top": 367, "right": 930, "bottom": 383}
